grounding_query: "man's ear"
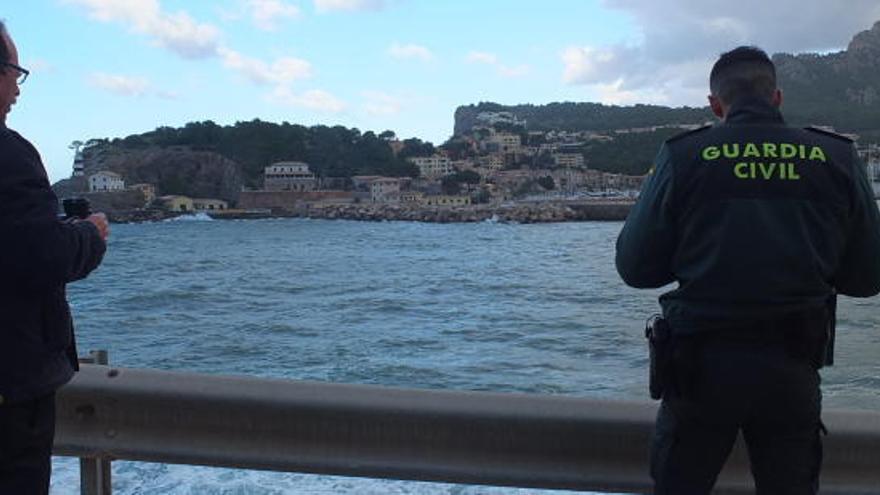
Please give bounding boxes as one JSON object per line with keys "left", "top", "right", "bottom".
{"left": 708, "top": 95, "right": 725, "bottom": 119}
{"left": 771, "top": 88, "right": 783, "bottom": 108}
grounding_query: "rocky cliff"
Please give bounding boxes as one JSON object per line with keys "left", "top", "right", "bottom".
{"left": 55, "top": 145, "right": 244, "bottom": 204}
{"left": 455, "top": 21, "right": 880, "bottom": 136}
{"left": 774, "top": 21, "right": 880, "bottom": 131}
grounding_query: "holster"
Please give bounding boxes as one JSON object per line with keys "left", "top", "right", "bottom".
{"left": 645, "top": 315, "right": 673, "bottom": 400}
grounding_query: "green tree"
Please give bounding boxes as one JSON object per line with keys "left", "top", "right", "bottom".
{"left": 441, "top": 170, "right": 481, "bottom": 195}
{"left": 537, "top": 176, "right": 555, "bottom": 190}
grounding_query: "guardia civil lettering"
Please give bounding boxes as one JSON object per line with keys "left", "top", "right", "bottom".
{"left": 700, "top": 142, "right": 827, "bottom": 181}
{"left": 701, "top": 142, "right": 828, "bottom": 162}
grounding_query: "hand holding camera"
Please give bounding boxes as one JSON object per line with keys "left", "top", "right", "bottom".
{"left": 63, "top": 197, "right": 110, "bottom": 241}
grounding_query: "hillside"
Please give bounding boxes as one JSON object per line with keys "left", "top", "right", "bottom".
{"left": 59, "top": 121, "right": 422, "bottom": 202}
{"left": 453, "top": 102, "right": 711, "bottom": 136}
{"left": 454, "top": 21, "right": 880, "bottom": 139}
{"left": 775, "top": 20, "right": 880, "bottom": 134}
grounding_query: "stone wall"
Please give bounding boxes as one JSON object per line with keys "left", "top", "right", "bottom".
{"left": 238, "top": 190, "right": 355, "bottom": 209}
{"left": 283, "top": 200, "right": 633, "bottom": 223}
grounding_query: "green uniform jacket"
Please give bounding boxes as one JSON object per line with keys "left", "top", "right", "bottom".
{"left": 616, "top": 100, "right": 880, "bottom": 332}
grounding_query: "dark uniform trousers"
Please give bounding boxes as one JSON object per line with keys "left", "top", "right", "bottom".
{"left": 0, "top": 393, "right": 56, "bottom": 495}
{"left": 651, "top": 331, "right": 822, "bottom": 495}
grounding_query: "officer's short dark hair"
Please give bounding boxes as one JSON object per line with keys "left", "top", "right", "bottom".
{"left": 0, "top": 20, "right": 8, "bottom": 66}
{"left": 709, "top": 46, "right": 777, "bottom": 105}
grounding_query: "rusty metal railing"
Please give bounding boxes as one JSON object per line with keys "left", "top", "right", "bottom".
{"left": 55, "top": 364, "right": 880, "bottom": 495}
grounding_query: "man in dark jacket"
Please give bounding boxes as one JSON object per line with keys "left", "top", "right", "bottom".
{"left": 0, "top": 20, "right": 109, "bottom": 494}
{"left": 616, "top": 46, "right": 880, "bottom": 494}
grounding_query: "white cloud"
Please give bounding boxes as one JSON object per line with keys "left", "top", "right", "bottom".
{"left": 466, "top": 51, "right": 498, "bottom": 65}
{"left": 29, "top": 60, "right": 54, "bottom": 74}
{"left": 271, "top": 87, "right": 347, "bottom": 112}
{"left": 220, "top": 48, "right": 313, "bottom": 85}
{"left": 466, "top": 50, "right": 530, "bottom": 78}
{"left": 246, "top": 0, "right": 301, "bottom": 30}
{"left": 593, "top": 79, "right": 669, "bottom": 106}
{"left": 497, "top": 64, "right": 530, "bottom": 78}
{"left": 88, "top": 73, "right": 151, "bottom": 96}
{"left": 561, "top": 46, "right": 621, "bottom": 85}
{"left": 388, "top": 42, "right": 433, "bottom": 62}
{"left": 362, "top": 90, "right": 403, "bottom": 116}
{"left": 66, "top": 0, "right": 317, "bottom": 107}
{"left": 64, "top": 0, "right": 221, "bottom": 59}
{"left": 156, "top": 89, "right": 180, "bottom": 100}
{"left": 562, "top": 0, "right": 880, "bottom": 106}
{"left": 314, "top": 0, "right": 386, "bottom": 13}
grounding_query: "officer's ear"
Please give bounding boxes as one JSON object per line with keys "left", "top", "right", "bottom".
{"left": 771, "top": 88, "right": 783, "bottom": 108}
{"left": 708, "top": 94, "right": 725, "bottom": 119}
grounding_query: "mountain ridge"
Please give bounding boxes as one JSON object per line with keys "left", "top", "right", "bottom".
{"left": 455, "top": 21, "right": 880, "bottom": 138}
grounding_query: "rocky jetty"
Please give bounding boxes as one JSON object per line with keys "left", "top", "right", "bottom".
{"left": 280, "top": 201, "right": 633, "bottom": 223}
{"left": 99, "top": 200, "right": 633, "bottom": 224}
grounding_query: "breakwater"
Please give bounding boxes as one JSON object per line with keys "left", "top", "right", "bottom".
{"left": 219, "top": 200, "right": 634, "bottom": 223}
{"left": 106, "top": 200, "right": 633, "bottom": 223}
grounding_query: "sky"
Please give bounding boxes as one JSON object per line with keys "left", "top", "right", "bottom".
{"left": 5, "top": 1, "right": 880, "bottom": 183}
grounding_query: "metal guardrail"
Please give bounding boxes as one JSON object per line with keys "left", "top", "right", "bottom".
{"left": 55, "top": 365, "right": 880, "bottom": 495}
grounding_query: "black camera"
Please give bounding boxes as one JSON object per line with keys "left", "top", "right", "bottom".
{"left": 62, "top": 197, "right": 92, "bottom": 219}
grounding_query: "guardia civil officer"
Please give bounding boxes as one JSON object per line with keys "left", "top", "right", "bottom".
{"left": 0, "top": 20, "right": 109, "bottom": 493}
{"left": 616, "top": 46, "right": 880, "bottom": 494}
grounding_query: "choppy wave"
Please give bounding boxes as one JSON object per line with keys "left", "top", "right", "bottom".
{"left": 55, "top": 218, "right": 880, "bottom": 493}
{"left": 165, "top": 212, "right": 214, "bottom": 222}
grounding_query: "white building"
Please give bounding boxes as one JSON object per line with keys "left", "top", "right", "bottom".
{"left": 88, "top": 171, "right": 124, "bottom": 192}
{"left": 264, "top": 161, "right": 317, "bottom": 192}
{"left": 370, "top": 178, "right": 401, "bottom": 203}
{"left": 481, "top": 154, "right": 505, "bottom": 171}
{"left": 410, "top": 155, "right": 453, "bottom": 179}
{"left": 474, "top": 111, "right": 526, "bottom": 128}
{"left": 485, "top": 132, "right": 521, "bottom": 153}
{"left": 553, "top": 153, "right": 585, "bottom": 168}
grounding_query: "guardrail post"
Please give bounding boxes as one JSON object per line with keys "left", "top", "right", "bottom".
{"left": 79, "top": 350, "right": 112, "bottom": 495}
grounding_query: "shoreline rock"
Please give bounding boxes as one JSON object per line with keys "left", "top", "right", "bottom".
{"left": 108, "top": 201, "right": 634, "bottom": 224}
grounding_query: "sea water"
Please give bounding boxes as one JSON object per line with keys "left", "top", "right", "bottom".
{"left": 50, "top": 218, "right": 880, "bottom": 494}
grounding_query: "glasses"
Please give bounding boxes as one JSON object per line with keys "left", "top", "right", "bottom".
{"left": 1, "top": 62, "right": 29, "bottom": 85}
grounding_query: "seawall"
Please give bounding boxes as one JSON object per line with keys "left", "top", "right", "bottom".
{"left": 266, "top": 200, "right": 633, "bottom": 223}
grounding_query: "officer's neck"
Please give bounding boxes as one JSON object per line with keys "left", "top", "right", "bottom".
{"left": 721, "top": 97, "right": 784, "bottom": 124}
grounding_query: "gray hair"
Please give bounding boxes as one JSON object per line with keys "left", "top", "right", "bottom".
{"left": 0, "top": 20, "right": 8, "bottom": 65}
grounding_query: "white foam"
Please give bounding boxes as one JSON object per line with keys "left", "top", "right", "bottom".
{"left": 51, "top": 458, "right": 615, "bottom": 494}
{"left": 164, "top": 212, "right": 214, "bottom": 222}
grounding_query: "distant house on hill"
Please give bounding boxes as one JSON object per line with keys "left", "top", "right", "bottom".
{"left": 351, "top": 176, "right": 403, "bottom": 203}
{"left": 553, "top": 152, "right": 585, "bottom": 168}
{"left": 370, "top": 177, "right": 401, "bottom": 203}
{"left": 264, "top": 161, "right": 317, "bottom": 192}
{"left": 89, "top": 171, "right": 124, "bottom": 192}
{"left": 409, "top": 155, "right": 453, "bottom": 179}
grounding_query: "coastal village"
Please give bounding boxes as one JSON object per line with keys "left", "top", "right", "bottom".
{"left": 68, "top": 110, "right": 880, "bottom": 223}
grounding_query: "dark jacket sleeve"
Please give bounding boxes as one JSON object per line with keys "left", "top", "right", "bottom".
{"left": 833, "top": 147, "right": 880, "bottom": 297}
{"left": 616, "top": 144, "right": 677, "bottom": 288}
{"left": 0, "top": 138, "right": 106, "bottom": 293}
{"left": 6, "top": 219, "right": 107, "bottom": 291}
